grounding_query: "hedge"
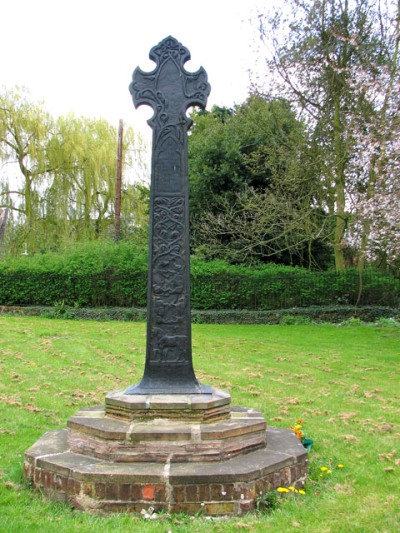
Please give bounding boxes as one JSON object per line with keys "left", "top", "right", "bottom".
{"left": 0, "top": 243, "right": 398, "bottom": 309}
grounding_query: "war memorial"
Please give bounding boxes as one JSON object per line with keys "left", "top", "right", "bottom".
{"left": 24, "top": 37, "right": 308, "bottom": 515}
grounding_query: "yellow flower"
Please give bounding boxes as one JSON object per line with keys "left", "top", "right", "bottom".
{"left": 298, "top": 489, "right": 306, "bottom": 495}
{"left": 320, "top": 466, "right": 328, "bottom": 472}
{"left": 277, "top": 487, "right": 289, "bottom": 493}
{"left": 338, "top": 464, "right": 344, "bottom": 469}
{"left": 327, "top": 469, "right": 332, "bottom": 474}
{"left": 288, "top": 486, "right": 295, "bottom": 491}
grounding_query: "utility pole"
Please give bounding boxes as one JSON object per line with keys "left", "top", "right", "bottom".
{"left": 0, "top": 208, "right": 9, "bottom": 255}
{"left": 114, "top": 119, "right": 123, "bottom": 241}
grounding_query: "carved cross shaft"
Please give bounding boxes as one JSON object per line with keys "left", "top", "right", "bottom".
{"left": 125, "top": 37, "right": 211, "bottom": 394}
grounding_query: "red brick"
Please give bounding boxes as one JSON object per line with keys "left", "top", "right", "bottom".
{"left": 198, "top": 484, "right": 210, "bottom": 501}
{"left": 95, "top": 482, "right": 106, "bottom": 499}
{"left": 233, "top": 483, "right": 254, "bottom": 500}
{"left": 67, "top": 479, "right": 81, "bottom": 495}
{"left": 23, "top": 463, "right": 31, "bottom": 480}
{"left": 239, "top": 499, "right": 255, "bottom": 514}
{"left": 47, "top": 472, "right": 55, "bottom": 490}
{"left": 154, "top": 484, "right": 166, "bottom": 502}
{"left": 282, "top": 466, "right": 291, "bottom": 485}
{"left": 210, "top": 484, "right": 222, "bottom": 500}
{"left": 172, "top": 486, "right": 185, "bottom": 503}
{"left": 119, "top": 483, "right": 132, "bottom": 501}
{"left": 54, "top": 475, "right": 67, "bottom": 492}
{"left": 142, "top": 484, "right": 154, "bottom": 500}
{"left": 131, "top": 484, "right": 142, "bottom": 500}
{"left": 106, "top": 483, "right": 119, "bottom": 500}
{"left": 221, "top": 484, "right": 234, "bottom": 500}
{"left": 81, "top": 482, "right": 94, "bottom": 497}
{"left": 185, "top": 485, "right": 198, "bottom": 502}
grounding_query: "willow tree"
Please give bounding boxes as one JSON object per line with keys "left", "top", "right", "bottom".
{"left": 0, "top": 88, "right": 149, "bottom": 253}
{"left": 256, "top": 0, "right": 398, "bottom": 269}
{"left": 0, "top": 88, "right": 57, "bottom": 250}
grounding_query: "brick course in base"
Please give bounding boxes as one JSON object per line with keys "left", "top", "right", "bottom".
{"left": 24, "top": 426, "right": 308, "bottom": 516}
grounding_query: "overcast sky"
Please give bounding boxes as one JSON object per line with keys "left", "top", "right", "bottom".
{"left": 0, "top": 0, "right": 279, "bottom": 136}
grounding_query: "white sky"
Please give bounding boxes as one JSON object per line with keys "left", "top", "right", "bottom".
{"left": 0, "top": 0, "right": 277, "bottom": 136}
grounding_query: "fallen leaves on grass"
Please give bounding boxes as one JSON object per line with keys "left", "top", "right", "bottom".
{"left": 344, "top": 434, "right": 360, "bottom": 442}
{"left": 0, "top": 395, "right": 22, "bottom": 407}
{"left": 4, "top": 481, "right": 22, "bottom": 491}
{"left": 334, "top": 483, "right": 354, "bottom": 495}
{"left": 25, "top": 403, "right": 43, "bottom": 413}
{"left": 286, "top": 398, "right": 300, "bottom": 405}
{"left": 247, "top": 372, "right": 263, "bottom": 378}
{"left": 378, "top": 450, "right": 396, "bottom": 462}
{"left": 338, "top": 412, "right": 358, "bottom": 425}
{"left": 374, "top": 422, "right": 395, "bottom": 433}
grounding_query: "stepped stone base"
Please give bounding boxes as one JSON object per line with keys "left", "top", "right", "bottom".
{"left": 67, "top": 404, "right": 267, "bottom": 463}
{"left": 24, "top": 391, "right": 308, "bottom": 515}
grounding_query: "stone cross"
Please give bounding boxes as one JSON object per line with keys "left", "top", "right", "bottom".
{"left": 125, "top": 36, "right": 211, "bottom": 394}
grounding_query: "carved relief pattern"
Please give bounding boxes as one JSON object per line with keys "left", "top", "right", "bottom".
{"left": 150, "top": 196, "right": 188, "bottom": 364}
{"left": 130, "top": 36, "right": 211, "bottom": 133}
{"left": 126, "top": 37, "right": 210, "bottom": 390}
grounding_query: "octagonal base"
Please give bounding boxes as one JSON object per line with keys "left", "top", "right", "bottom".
{"left": 105, "top": 388, "right": 231, "bottom": 423}
{"left": 24, "top": 424, "right": 308, "bottom": 515}
{"left": 67, "top": 404, "right": 266, "bottom": 463}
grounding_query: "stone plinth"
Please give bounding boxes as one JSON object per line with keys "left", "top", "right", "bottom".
{"left": 67, "top": 404, "right": 266, "bottom": 463}
{"left": 105, "top": 388, "right": 231, "bottom": 422}
{"left": 24, "top": 425, "right": 308, "bottom": 515}
{"left": 25, "top": 389, "right": 308, "bottom": 514}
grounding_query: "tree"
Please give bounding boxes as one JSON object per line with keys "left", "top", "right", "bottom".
{"left": 0, "top": 87, "right": 149, "bottom": 254}
{"left": 256, "top": 0, "right": 399, "bottom": 269}
{"left": 192, "top": 186, "right": 331, "bottom": 266}
{"left": 0, "top": 88, "right": 57, "bottom": 250}
{"left": 349, "top": 58, "right": 400, "bottom": 268}
{"left": 188, "top": 95, "right": 330, "bottom": 267}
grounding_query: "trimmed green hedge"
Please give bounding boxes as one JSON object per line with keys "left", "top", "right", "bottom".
{"left": 0, "top": 243, "right": 398, "bottom": 309}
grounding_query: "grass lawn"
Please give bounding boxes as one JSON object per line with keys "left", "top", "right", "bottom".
{"left": 0, "top": 315, "right": 399, "bottom": 532}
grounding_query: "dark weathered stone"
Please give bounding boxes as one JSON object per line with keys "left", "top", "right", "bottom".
{"left": 124, "top": 36, "right": 211, "bottom": 395}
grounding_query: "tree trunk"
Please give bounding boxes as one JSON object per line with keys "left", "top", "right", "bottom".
{"left": 333, "top": 98, "right": 347, "bottom": 270}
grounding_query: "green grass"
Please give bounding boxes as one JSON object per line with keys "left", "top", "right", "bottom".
{"left": 0, "top": 316, "right": 399, "bottom": 532}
